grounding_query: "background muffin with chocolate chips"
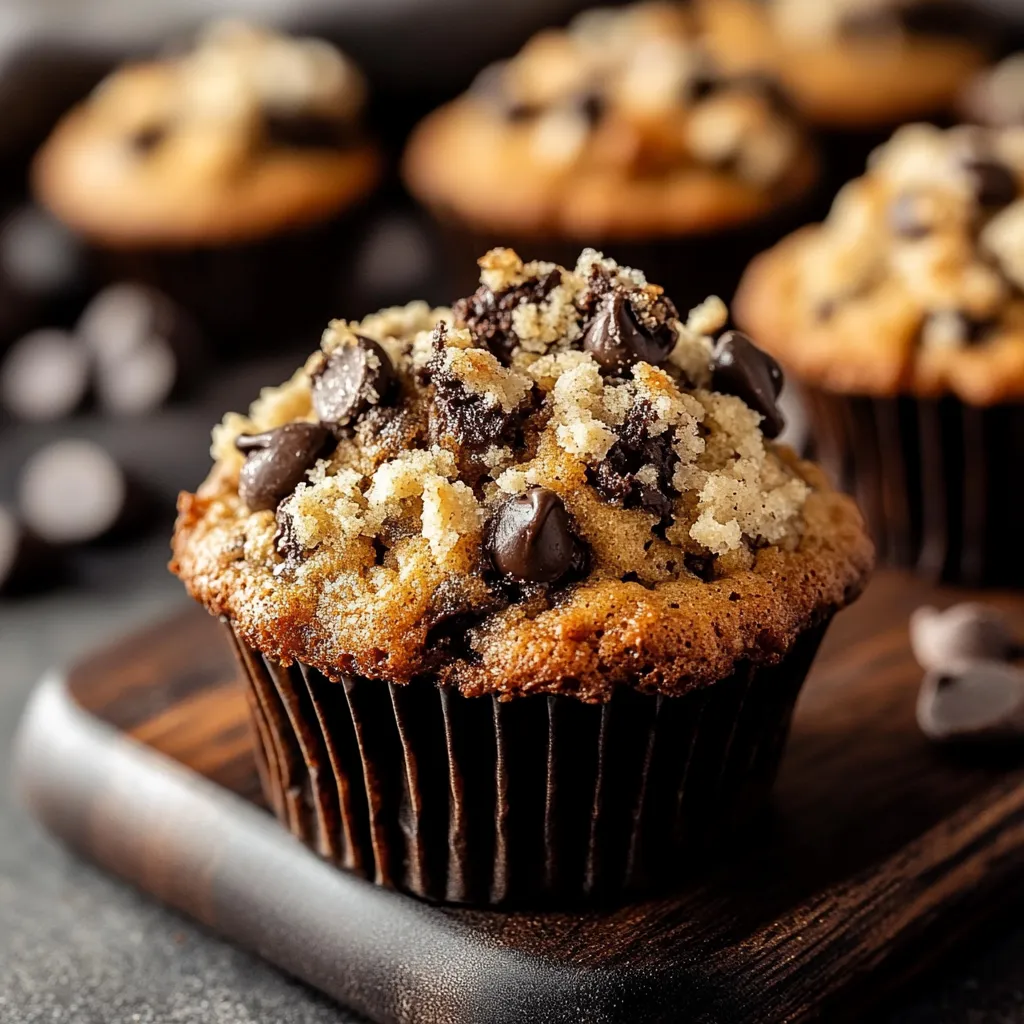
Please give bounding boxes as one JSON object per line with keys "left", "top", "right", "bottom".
{"left": 698, "top": 0, "right": 989, "bottom": 182}
{"left": 171, "top": 246, "right": 872, "bottom": 907}
{"left": 735, "top": 122, "right": 1024, "bottom": 584}
{"left": 33, "top": 21, "right": 382, "bottom": 349}
{"left": 402, "top": 2, "right": 819, "bottom": 306}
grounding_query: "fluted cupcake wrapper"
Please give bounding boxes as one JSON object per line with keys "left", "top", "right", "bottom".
{"left": 225, "top": 621, "right": 829, "bottom": 908}
{"left": 428, "top": 180, "right": 824, "bottom": 316}
{"left": 803, "top": 388, "right": 1024, "bottom": 586}
{"left": 93, "top": 204, "right": 374, "bottom": 354}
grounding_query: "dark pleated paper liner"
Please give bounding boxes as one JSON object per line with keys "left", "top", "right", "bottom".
{"left": 93, "top": 201, "right": 376, "bottom": 355}
{"left": 428, "top": 174, "right": 826, "bottom": 312}
{"left": 802, "top": 387, "right": 1024, "bottom": 586}
{"left": 224, "top": 619, "right": 829, "bottom": 908}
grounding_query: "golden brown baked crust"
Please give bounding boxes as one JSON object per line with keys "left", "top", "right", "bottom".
{"left": 402, "top": 3, "right": 817, "bottom": 240}
{"left": 172, "top": 249, "right": 873, "bottom": 700}
{"left": 699, "top": 0, "right": 986, "bottom": 129}
{"left": 33, "top": 22, "right": 381, "bottom": 247}
{"left": 735, "top": 124, "right": 1024, "bottom": 404}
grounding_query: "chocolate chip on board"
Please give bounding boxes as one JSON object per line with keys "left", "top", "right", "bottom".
{"left": 311, "top": 336, "right": 396, "bottom": 430}
{"left": 17, "top": 439, "right": 147, "bottom": 545}
{"left": 486, "top": 487, "right": 584, "bottom": 584}
{"left": 583, "top": 293, "right": 676, "bottom": 373}
{"left": 917, "top": 662, "right": 1024, "bottom": 742}
{"left": 963, "top": 155, "right": 1019, "bottom": 208}
{"left": 910, "top": 603, "right": 1017, "bottom": 672}
{"left": 0, "top": 329, "right": 90, "bottom": 422}
{"left": 710, "top": 330, "right": 785, "bottom": 438}
{"left": 236, "top": 422, "right": 336, "bottom": 512}
{"left": 77, "top": 283, "right": 203, "bottom": 416}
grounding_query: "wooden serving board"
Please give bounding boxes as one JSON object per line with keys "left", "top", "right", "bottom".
{"left": 14, "top": 569, "right": 1024, "bottom": 1024}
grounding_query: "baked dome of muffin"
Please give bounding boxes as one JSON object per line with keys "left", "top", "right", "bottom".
{"left": 736, "top": 124, "right": 1024, "bottom": 404}
{"left": 172, "top": 248, "right": 872, "bottom": 700}
{"left": 698, "top": 0, "right": 986, "bottom": 129}
{"left": 33, "top": 21, "right": 381, "bottom": 247}
{"left": 402, "top": 2, "right": 816, "bottom": 239}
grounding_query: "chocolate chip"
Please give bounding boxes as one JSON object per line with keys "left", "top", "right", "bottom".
{"left": 910, "top": 603, "right": 1017, "bottom": 672}
{"left": 710, "top": 331, "right": 785, "bottom": 438}
{"left": 129, "top": 124, "right": 168, "bottom": 154}
{"left": 591, "top": 401, "right": 678, "bottom": 518}
{"left": 471, "top": 61, "right": 542, "bottom": 122}
{"left": 583, "top": 294, "right": 676, "bottom": 373}
{"left": 888, "top": 192, "right": 932, "bottom": 239}
{"left": 1, "top": 329, "right": 90, "bottom": 422}
{"left": 312, "top": 337, "right": 396, "bottom": 430}
{"left": 263, "top": 111, "right": 354, "bottom": 150}
{"left": 18, "top": 439, "right": 147, "bottom": 545}
{"left": 917, "top": 662, "right": 1024, "bottom": 742}
{"left": 963, "top": 156, "right": 1018, "bottom": 208}
{"left": 78, "top": 283, "right": 203, "bottom": 416}
{"left": 726, "top": 71, "right": 795, "bottom": 115}
{"left": 236, "top": 422, "right": 335, "bottom": 512}
{"left": 0, "top": 205, "right": 85, "bottom": 300}
{"left": 453, "top": 270, "right": 562, "bottom": 365}
{"left": 486, "top": 487, "right": 585, "bottom": 584}
{"left": 573, "top": 90, "right": 605, "bottom": 127}
{"left": 920, "top": 310, "right": 995, "bottom": 348}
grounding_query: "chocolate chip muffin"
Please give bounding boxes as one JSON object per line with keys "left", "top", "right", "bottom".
{"left": 699, "top": 0, "right": 986, "bottom": 130}
{"left": 402, "top": 2, "right": 819, "bottom": 307}
{"left": 172, "top": 247, "right": 872, "bottom": 906}
{"left": 735, "top": 122, "right": 1024, "bottom": 584}
{"left": 33, "top": 21, "right": 382, "bottom": 349}
{"left": 698, "top": 0, "right": 988, "bottom": 187}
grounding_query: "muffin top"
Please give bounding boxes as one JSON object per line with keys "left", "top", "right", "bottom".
{"left": 172, "top": 248, "right": 871, "bottom": 701}
{"left": 736, "top": 124, "right": 1024, "bottom": 404}
{"left": 698, "top": 0, "right": 986, "bottom": 128}
{"left": 33, "top": 21, "right": 381, "bottom": 247}
{"left": 960, "top": 54, "right": 1024, "bottom": 128}
{"left": 402, "top": 3, "right": 816, "bottom": 239}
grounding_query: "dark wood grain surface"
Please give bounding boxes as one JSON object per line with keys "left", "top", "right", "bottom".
{"left": 15, "top": 568, "right": 1024, "bottom": 1023}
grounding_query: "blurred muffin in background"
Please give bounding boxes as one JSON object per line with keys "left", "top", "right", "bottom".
{"left": 33, "top": 21, "right": 382, "bottom": 351}
{"left": 734, "top": 122, "right": 1024, "bottom": 585}
{"left": 959, "top": 53, "right": 1024, "bottom": 128}
{"left": 698, "top": 0, "right": 988, "bottom": 183}
{"left": 699, "top": 0, "right": 986, "bottom": 129}
{"left": 402, "top": 2, "right": 819, "bottom": 307}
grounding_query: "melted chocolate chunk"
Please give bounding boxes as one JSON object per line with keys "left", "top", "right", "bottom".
{"left": 963, "top": 156, "right": 1018, "bottom": 208}
{"left": 236, "top": 422, "right": 335, "bottom": 512}
{"left": 710, "top": 331, "right": 785, "bottom": 438}
{"left": 263, "top": 111, "right": 355, "bottom": 150}
{"left": 573, "top": 90, "right": 606, "bottom": 126}
{"left": 582, "top": 293, "right": 676, "bottom": 373}
{"left": 471, "top": 61, "right": 542, "bottom": 122}
{"left": 920, "top": 310, "right": 995, "bottom": 347}
{"left": 129, "top": 124, "right": 168, "bottom": 155}
{"left": 590, "top": 401, "right": 678, "bottom": 519}
{"left": 888, "top": 192, "right": 932, "bottom": 239}
{"left": 312, "top": 337, "right": 396, "bottom": 431}
{"left": 485, "top": 487, "right": 586, "bottom": 584}
{"left": 453, "top": 269, "right": 562, "bottom": 364}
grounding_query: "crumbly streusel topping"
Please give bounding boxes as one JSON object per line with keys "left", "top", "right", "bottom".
{"left": 173, "top": 249, "right": 873, "bottom": 697}
{"left": 739, "top": 123, "right": 1024, "bottom": 401}
{"left": 466, "top": 2, "right": 803, "bottom": 188}
{"left": 82, "top": 21, "right": 367, "bottom": 176}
